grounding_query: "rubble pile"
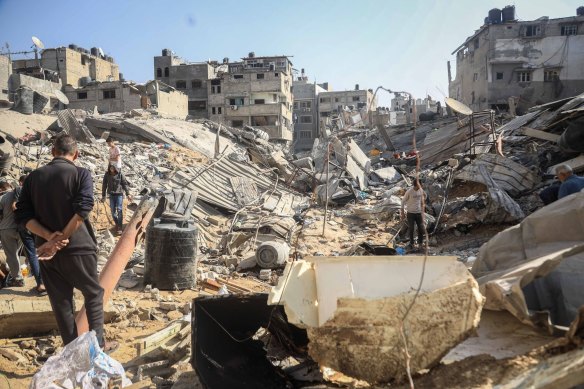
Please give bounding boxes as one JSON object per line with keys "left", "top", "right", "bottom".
{"left": 1, "top": 92, "right": 584, "bottom": 388}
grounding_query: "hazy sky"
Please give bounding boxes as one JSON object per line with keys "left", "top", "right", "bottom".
{"left": 0, "top": 0, "right": 582, "bottom": 106}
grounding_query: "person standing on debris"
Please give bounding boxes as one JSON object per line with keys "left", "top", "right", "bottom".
{"left": 101, "top": 164, "right": 131, "bottom": 234}
{"left": 400, "top": 180, "right": 427, "bottom": 250}
{"left": 13, "top": 175, "right": 46, "bottom": 295}
{"left": 106, "top": 136, "right": 122, "bottom": 170}
{"left": 556, "top": 164, "right": 584, "bottom": 199}
{"left": 0, "top": 181, "right": 24, "bottom": 287}
{"left": 15, "top": 134, "right": 113, "bottom": 352}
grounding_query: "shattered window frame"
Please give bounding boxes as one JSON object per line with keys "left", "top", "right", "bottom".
{"left": 293, "top": 101, "right": 299, "bottom": 110}
{"left": 191, "top": 79, "right": 203, "bottom": 88}
{"left": 517, "top": 71, "right": 531, "bottom": 83}
{"left": 218, "top": 106, "right": 222, "bottom": 114}
{"left": 352, "top": 96, "right": 360, "bottom": 102}
{"left": 523, "top": 25, "right": 541, "bottom": 37}
{"left": 233, "top": 74, "right": 244, "bottom": 80}
{"left": 300, "top": 115, "right": 312, "bottom": 124}
{"left": 156, "top": 68, "right": 162, "bottom": 77}
{"left": 176, "top": 80, "right": 187, "bottom": 89}
{"left": 544, "top": 69, "right": 560, "bottom": 82}
{"left": 299, "top": 130, "right": 312, "bottom": 138}
{"left": 320, "top": 97, "right": 331, "bottom": 103}
{"left": 561, "top": 25, "right": 578, "bottom": 36}
{"left": 102, "top": 89, "right": 116, "bottom": 99}
{"left": 229, "top": 98, "right": 245, "bottom": 106}
{"left": 496, "top": 72, "right": 504, "bottom": 80}
{"left": 473, "top": 73, "right": 479, "bottom": 81}
{"left": 77, "top": 92, "right": 88, "bottom": 100}
{"left": 256, "top": 73, "right": 265, "bottom": 80}
{"left": 254, "top": 99, "right": 265, "bottom": 105}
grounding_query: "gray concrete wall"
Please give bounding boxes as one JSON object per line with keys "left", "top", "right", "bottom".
{"left": 0, "top": 55, "right": 10, "bottom": 101}
{"left": 10, "top": 73, "right": 62, "bottom": 110}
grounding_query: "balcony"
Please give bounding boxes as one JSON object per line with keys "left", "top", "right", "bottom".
{"left": 224, "top": 102, "right": 288, "bottom": 117}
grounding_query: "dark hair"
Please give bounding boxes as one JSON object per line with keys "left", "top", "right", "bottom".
{"left": 106, "top": 136, "right": 114, "bottom": 143}
{"left": 53, "top": 134, "right": 78, "bottom": 156}
{"left": 19, "top": 175, "right": 27, "bottom": 184}
{"left": 0, "top": 181, "right": 11, "bottom": 191}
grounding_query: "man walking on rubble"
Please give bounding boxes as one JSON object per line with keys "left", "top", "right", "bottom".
{"left": 15, "top": 134, "right": 115, "bottom": 353}
{"left": 101, "top": 164, "right": 131, "bottom": 234}
{"left": 0, "top": 181, "right": 24, "bottom": 287}
{"left": 401, "top": 179, "right": 427, "bottom": 250}
{"left": 556, "top": 164, "right": 584, "bottom": 199}
{"left": 13, "top": 175, "right": 46, "bottom": 295}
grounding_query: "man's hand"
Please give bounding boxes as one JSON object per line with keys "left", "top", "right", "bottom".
{"left": 400, "top": 211, "right": 406, "bottom": 220}
{"left": 37, "top": 236, "right": 69, "bottom": 260}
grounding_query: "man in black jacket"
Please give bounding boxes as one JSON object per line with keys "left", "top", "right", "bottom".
{"left": 15, "top": 135, "right": 106, "bottom": 350}
{"left": 101, "top": 164, "right": 131, "bottom": 234}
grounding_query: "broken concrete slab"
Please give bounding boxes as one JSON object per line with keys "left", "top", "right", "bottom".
{"left": 269, "top": 256, "right": 484, "bottom": 382}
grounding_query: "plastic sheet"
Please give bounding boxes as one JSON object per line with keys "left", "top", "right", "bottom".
{"left": 30, "top": 331, "right": 131, "bottom": 389}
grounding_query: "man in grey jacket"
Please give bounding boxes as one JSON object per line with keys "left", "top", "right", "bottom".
{"left": 101, "top": 164, "right": 131, "bottom": 234}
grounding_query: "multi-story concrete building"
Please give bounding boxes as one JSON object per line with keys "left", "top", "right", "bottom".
{"left": 0, "top": 55, "right": 11, "bottom": 101}
{"left": 12, "top": 45, "right": 119, "bottom": 87}
{"left": 153, "top": 49, "right": 217, "bottom": 118}
{"left": 292, "top": 72, "right": 326, "bottom": 151}
{"left": 317, "top": 86, "right": 377, "bottom": 123}
{"left": 449, "top": 6, "right": 584, "bottom": 113}
{"left": 208, "top": 53, "right": 294, "bottom": 142}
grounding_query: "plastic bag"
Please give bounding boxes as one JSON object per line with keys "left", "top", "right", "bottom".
{"left": 29, "top": 331, "right": 131, "bottom": 389}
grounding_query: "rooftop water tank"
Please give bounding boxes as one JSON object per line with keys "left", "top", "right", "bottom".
{"left": 489, "top": 8, "right": 502, "bottom": 24}
{"left": 578, "top": 6, "right": 584, "bottom": 16}
{"left": 502, "top": 5, "right": 516, "bottom": 22}
{"left": 90, "top": 47, "right": 99, "bottom": 56}
{"left": 162, "top": 48, "right": 171, "bottom": 56}
{"left": 248, "top": 51, "right": 255, "bottom": 58}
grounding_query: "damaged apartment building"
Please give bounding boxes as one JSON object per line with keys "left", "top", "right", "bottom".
{"left": 449, "top": 5, "right": 584, "bottom": 113}
{"left": 64, "top": 80, "right": 188, "bottom": 118}
{"left": 153, "top": 49, "right": 217, "bottom": 118}
{"left": 207, "top": 52, "right": 294, "bottom": 142}
{"left": 292, "top": 70, "right": 326, "bottom": 151}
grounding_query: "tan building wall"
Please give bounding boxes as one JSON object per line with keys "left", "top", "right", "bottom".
{"left": 14, "top": 48, "right": 119, "bottom": 88}
{"left": 64, "top": 82, "right": 141, "bottom": 113}
{"left": 155, "top": 88, "right": 188, "bottom": 119}
{"left": 0, "top": 55, "right": 11, "bottom": 101}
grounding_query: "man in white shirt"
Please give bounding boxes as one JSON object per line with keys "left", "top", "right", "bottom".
{"left": 400, "top": 180, "right": 427, "bottom": 249}
{"left": 106, "top": 137, "right": 122, "bottom": 170}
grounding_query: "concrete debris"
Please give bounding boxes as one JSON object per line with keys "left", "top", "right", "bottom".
{"left": 268, "top": 256, "right": 484, "bottom": 382}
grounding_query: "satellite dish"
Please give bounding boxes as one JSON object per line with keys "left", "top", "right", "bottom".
{"left": 53, "top": 89, "right": 69, "bottom": 105}
{"left": 32, "top": 36, "right": 45, "bottom": 49}
{"left": 98, "top": 47, "right": 105, "bottom": 57}
{"left": 445, "top": 97, "right": 473, "bottom": 116}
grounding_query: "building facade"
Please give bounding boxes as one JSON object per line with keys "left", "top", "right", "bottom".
{"left": 449, "top": 6, "right": 584, "bottom": 113}
{"left": 317, "top": 87, "right": 377, "bottom": 122}
{"left": 292, "top": 75, "right": 326, "bottom": 151}
{"left": 208, "top": 54, "right": 294, "bottom": 142}
{"left": 64, "top": 80, "right": 188, "bottom": 118}
{"left": 12, "top": 46, "right": 119, "bottom": 87}
{"left": 153, "top": 49, "right": 217, "bottom": 118}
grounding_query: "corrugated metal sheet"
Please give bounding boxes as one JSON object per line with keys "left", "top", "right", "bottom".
{"left": 170, "top": 156, "right": 307, "bottom": 214}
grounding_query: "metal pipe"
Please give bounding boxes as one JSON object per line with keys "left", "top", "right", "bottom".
{"left": 75, "top": 193, "right": 159, "bottom": 334}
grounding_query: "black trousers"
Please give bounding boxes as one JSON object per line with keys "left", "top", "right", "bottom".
{"left": 40, "top": 252, "right": 104, "bottom": 347}
{"left": 407, "top": 212, "right": 426, "bottom": 245}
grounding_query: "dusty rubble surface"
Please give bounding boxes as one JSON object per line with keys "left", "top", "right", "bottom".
{"left": 1, "top": 92, "right": 584, "bottom": 388}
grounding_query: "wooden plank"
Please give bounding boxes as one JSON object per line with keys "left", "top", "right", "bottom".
{"left": 521, "top": 127, "right": 561, "bottom": 142}
{"left": 135, "top": 321, "right": 183, "bottom": 356}
{"left": 548, "top": 154, "right": 584, "bottom": 174}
